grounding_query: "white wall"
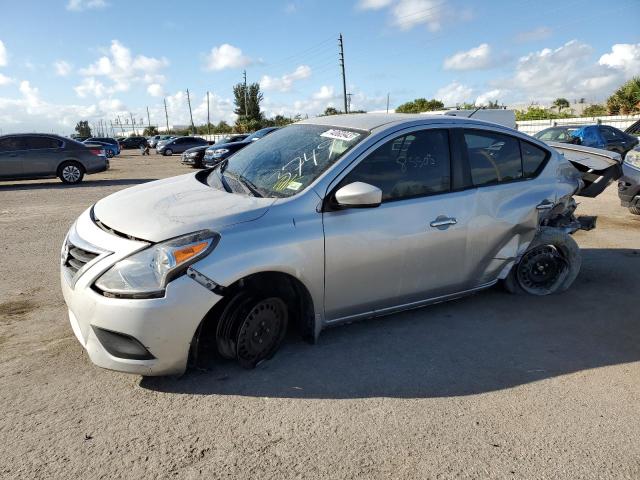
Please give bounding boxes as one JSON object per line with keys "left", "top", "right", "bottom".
{"left": 516, "top": 115, "right": 640, "bottom": 135}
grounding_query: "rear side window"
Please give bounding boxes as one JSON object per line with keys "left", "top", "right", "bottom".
{"left": 464, "top": 130, "right": 522, "bottom": 186}
{"left": 24, "top": 136, "right": 62, "bottom": 149}
{"left": 343, "top": 129, "right": 451, "bottom": 202}
{"left": 520, "top": 141, "right": 549, "bottom": 177}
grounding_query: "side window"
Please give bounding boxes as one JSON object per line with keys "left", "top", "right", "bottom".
{"left": 24, "top": 136, "right": 61, "bottom": 149}
{"left": 464, "top": 130, "right": 522, "bottom": 186}
{"left": 0, "top": 137, "right": 26, "bottom": 152}
{"left": 342, "top": 129, "right": 451, "bottom": 202}
{"left": 520, "top": 141, "right": 549, "bottom": 178}
{"left": 601, "top": 127, "right": 619, "bottom": 141}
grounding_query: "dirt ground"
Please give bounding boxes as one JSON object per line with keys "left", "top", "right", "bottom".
{"left": 1, "top": 151, "right": 639, "bottom": 479}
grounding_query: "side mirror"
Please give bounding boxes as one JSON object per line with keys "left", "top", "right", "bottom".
{"left": 334, "top": 182, "right": 382, "bottom": 208}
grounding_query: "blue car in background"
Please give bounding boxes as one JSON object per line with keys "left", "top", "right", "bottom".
{"left": 83, "top": 140, "right": 119, "bottom": 158}
{"left": 535, "top": 124, "right": 637, "bottom": 157}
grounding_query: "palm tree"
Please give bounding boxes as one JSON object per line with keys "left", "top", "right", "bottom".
{"left": 552, "top": 98, "right": 570, "bottom": 113}
{"left": 607, "top": 77, "right": 640, "bottom": 115}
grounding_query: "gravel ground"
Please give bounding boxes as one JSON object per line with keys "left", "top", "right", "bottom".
{"left": 1, "top": 151, "right": 639, "bottom": 479}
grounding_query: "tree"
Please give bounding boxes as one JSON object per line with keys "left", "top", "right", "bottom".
{"left": 582, "top": 104, "right": 607, "bottom": 117}
{"left": 395, "top": 98, "right": 444, "bottom": 113}
{"left": 143, "top": 126, "right": 158, "bottom": 136}
{"left": 323, "top": 106, "right": 340, "bottom": 116}
{"left": 486, "top": 100, "right": 501, "bottom": 109}
{"left": 552, "top": 98, "right": 570, "bottom": 113}
{"left": 515, "top": 106, "right": 572, "bottom": 121}
{"left": 606, "top": 77, "right": 640, "bottom": 115}
{"left": 233, "top": 82, "right": 263, "bottom": 123}
{"left": 75, "top": 120, "right": 92, "bottom": 137}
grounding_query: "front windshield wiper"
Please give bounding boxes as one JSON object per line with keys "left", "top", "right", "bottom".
{"left": 225, "top": 170, "right": 263, "bottom": 197}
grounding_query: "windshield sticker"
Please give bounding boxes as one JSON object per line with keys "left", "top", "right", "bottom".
{"left": 286, "top": 181, "right": 303, "bottom": 191}
{"left": 320, "top": 129, "right": 361, "bottom": 142}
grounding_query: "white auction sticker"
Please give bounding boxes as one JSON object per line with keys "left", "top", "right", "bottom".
{"left": 286, "top": 181, "right": 303, "bottom": 191}
{"left": 320, "top": 129, "right": 361, "bottom": 142}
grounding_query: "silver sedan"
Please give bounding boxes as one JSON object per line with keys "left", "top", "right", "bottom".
{"left": 60, "top": 114, "right": 620, "bottom": 375}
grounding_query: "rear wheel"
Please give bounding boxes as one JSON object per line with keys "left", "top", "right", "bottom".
{"left": 629, "top": 206, "right": 640, "bottom": 215}
{"left": 163, "top": 148, "right": 173, "bottom": 156}
{"left": 215, "top": 292, "right": 288, "bottom": 369}
{"left": 504, "top": 228, "right": 581, "bottom": 295}
{"left": 57, "top": 161, "right": 85, "bottom": 184}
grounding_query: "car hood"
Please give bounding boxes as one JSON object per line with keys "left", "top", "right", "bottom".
{"left": 93, "top": 173, "right": 276, "bottom": 242}
{"left": 206, "top": 139, "right": 250, "bottom": 152}
{"left": 184, "top": 145, "right": 209, "bottom": 154}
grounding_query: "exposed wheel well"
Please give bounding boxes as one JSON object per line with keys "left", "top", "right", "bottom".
{"left": 189, "top": 271, "right": 316, "bottom": 368}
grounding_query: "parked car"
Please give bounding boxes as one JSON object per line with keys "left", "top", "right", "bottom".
{"left": 0, "top": 133, "right": 108, "bottom": 184}
{"left": 119, "top": 136, "right": 148, "bottom": 149}
{"left": 60, "top": 114, "right": 620, "bottom": 375}
{"left": 155, "top": 136, "right": 178, "bottom": 150}
{"left": 625, "top": 119, "right": 640, "bottom": 139}
{"left": 84, "top": 140, "right": 119, "bottom": 158}
{"left": 156, "top": 136, "right": 209, "bottom": 156}
{"left": 202, "top": 127, "right": 279, "bottom": 167}
{"left": 535, "top": 124, "right": 638, "bottom": 157}
{"left": 618, "top": 146, "right": 640, "bottom": 215}
{"left": 180, "top": 145, "right": 210, "bottom": 168}
{"left": 147, "top": 135, "right": 164, "bottom": 148}
{"left": 86, "top": 137, "right": 120, "bottom": 150}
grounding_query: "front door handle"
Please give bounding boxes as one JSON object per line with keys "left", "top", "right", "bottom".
{"left": 430, "top": 216, "right": 457, "bottom": 229}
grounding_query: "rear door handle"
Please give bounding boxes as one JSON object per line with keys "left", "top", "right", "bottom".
{"left": 430, "top": 216, "right": 457, "bottom": 228}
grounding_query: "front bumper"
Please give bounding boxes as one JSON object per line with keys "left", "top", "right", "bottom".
{"left": 618, "top": 163, "right": 640, "bottom": 207}
{"left": 61, "top": 209, "right": 223, "bottom": 376}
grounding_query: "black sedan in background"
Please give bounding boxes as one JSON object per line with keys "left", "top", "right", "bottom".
{"left": 202, "top": 127, "right": 279, "bottom": 167}
{"left": 119, "top": 136, "right": 148, "bottom": 149}
{"left": 179, "top": 135, "right": 250, "bottom": 168}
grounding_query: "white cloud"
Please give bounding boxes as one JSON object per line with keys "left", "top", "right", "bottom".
{"left": 444, "top": 43, "right": 493, "bottom": 71}
{"left": 66, "top": 0, "right": 108, "bottom": 11}
{"left": 260, "top": 65, "right": 311, "bottom": 92}
{"left": 147, "top": 83, "right": 164, "bottom": 97}
{"left": 435, "top": 81, "right": 474, "bottom": 105}
{"left": 54, "top": 60, "right": 72, "bottom": 76}
{"left": 516, "top": 26, "right": 552, "bottom": 43}
{"left": 0, "top": 40, "right": 7, "bottom": 67}
{"left": 599, "top": 43, "right": 640, "bottom": 76}
{"left": 475, "top": 89, "right": 504, "bottom": 106}
{"left": 74, "top": 77, "right": 106, "bottom": 98}
{"left": 77, "top": 40, "right": 168, "bottom": 96}
{"left": 312, "top": 85, "right": 336, "bottom": 101}
{"left": 0, "top": 73, "right": 14, "bottom": 86}
{"left": 357, "top": 0, "right": 394, "bottom": 9}
{"left": 205, "top": 44, "right": 252, "bottom": 71}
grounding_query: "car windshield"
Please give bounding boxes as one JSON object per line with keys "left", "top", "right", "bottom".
{"left": 207, "top": 124, "right": 366, "bottom": 198}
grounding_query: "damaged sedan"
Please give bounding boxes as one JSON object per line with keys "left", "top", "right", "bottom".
{"left": 60, "top": 114, "right": 621, "bottom": 376}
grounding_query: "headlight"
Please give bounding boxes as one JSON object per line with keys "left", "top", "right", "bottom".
{"left": 94, "top": 230, "right": 220, "bottom": 298}
{"left": 212, "top": 148, "right": 229, "bottom": 158}
{"left": 625, "top": 149, "right": 640, "bottom": 169}
{"left": 187, "top": 152, "right": 199, "bottom": 158}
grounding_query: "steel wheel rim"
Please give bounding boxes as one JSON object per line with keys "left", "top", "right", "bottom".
{"left": 236, "top": 298, "right": 287, "bottom": 367}
{"left": 62, "top": 165, "right": 81, "bottom": 182}
{"left": 517, "top": 245, "right": 567, "bottom": 292}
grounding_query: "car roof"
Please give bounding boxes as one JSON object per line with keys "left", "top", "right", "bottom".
{"left": 0, "top": 133, "right": 65, "bottom": 139}
{"left": 297, "top": 113, "right": 507, "bottom": 133}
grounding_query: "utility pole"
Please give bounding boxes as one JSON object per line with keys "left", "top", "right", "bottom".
{"left": 206, "top": 91, "right": 211, "bottom": 135}
{"left": 186, "top": 88, "right": 196, "bottom": 134}
{"left": 146, "top": 106, "right": 151, "bottom": 129}
{"left": 129, "top": 112, "right": 136, "bottom": 135}
{"left": 386, "top": 93, "right": 390, "bottom": 113}
{"left": 346, "top": 93, "right": 353, "bottom": 113}
{"left": 243, "top": 70, "right": 248, "bottom": 118}
{"left": 339, "top": 33, "right": 348, "bottom": 114}
{"left": 163, "top": 98, "right": 170, "bottom": 133}
{"left": 116, "top": 115, "right": 125, "bottom": 135}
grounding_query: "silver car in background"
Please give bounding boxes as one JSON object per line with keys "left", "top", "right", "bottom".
{"left": 60, "top": 114, "right": 619, "bottom": 375}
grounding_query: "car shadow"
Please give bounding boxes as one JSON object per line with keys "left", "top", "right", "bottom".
{"left": 140, "top": 247, "right": 640, "bottom": 399}
{"left": 0, "top": 178, "right": 156, "bottom": 191}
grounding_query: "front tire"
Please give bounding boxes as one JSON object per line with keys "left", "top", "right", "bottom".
{"left": 58, "top": 161, "right": 85, "bottom": 184}
{"left": 163, "top": 148, "right": 173, "bottom": 156}
{"left": 629, "top": 206, "right": 640, "bottom": 215}
{"left": 215, "top": 292, "right": 288, "bottom": 368}
{"left": 504, "top": 228, "right": 581, "bottom": 295}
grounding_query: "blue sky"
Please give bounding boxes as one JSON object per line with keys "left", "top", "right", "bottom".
{"left": 0, "top": 0, "right": 638, "bottom": 134}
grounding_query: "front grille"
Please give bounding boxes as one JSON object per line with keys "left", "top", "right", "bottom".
{"left": 63, "top": 242, "right": 99, "bottom": 276}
